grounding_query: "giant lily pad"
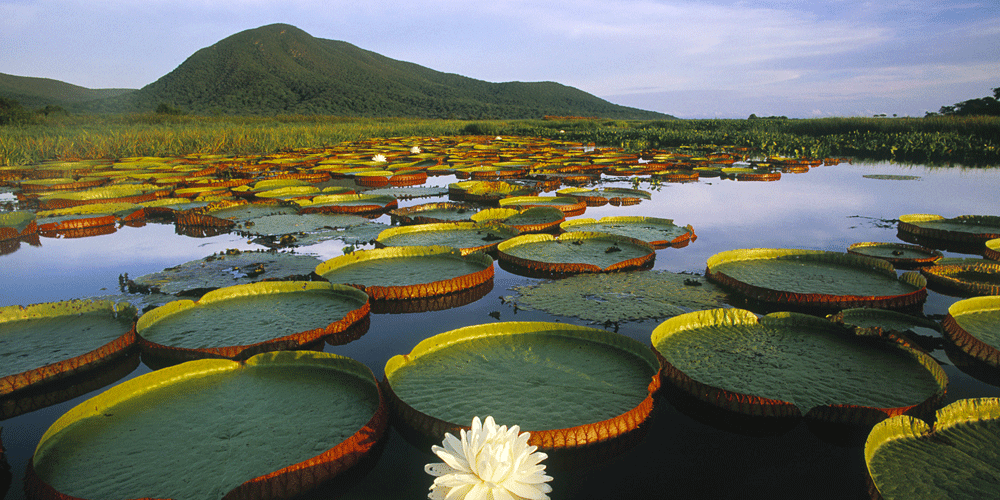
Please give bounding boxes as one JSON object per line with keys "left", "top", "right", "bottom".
{"left": 898, "top": 214, "right": 1000, "bottom": 244}
{"left": 651, "top": 309, "right": 947, "bottom": 424}
{"left": 556, "top": 187, "right": 651, "bottom": 207}
{"left": 561, "top": 216, "right": 696, "bottom": 249}
{"left": 705, "top": 248, "right": 927, "bottom": 310}
{"left": 1, "top": 300, "right": 137, "bottom": 395}
{"left": 315, "top": 246, "right": 494, "bottom": 300}
{"left": 389, "top": 202, "right": 478, "bottom": 225}
{"left": 135, "top": 281, "right": 369, "bottom": 361}
{"left": 239, "top": 213, "right": 370, "bottom": 236}
{"left": 0, "top": 210, "right": 37, "bottom": 241}
{"left": 986, "top": 238, "right": 1000, "bottom": 261}
{"left": 296, "top": 193, "right": 398, "bottom": 214}
{"left": 507, "top": 271, "right": 728, "bottom": 324}
{"left": 375, "top": 222, "right": 519, "bottom": 255}
{"left": 847, "top": 242, "right": 943, "bottom": 268}
{"left": 942, "top": 295, "right": 1000, "bottom": 368}
{"left": 471, "top": 206, "right": 565, "bottom": 234}
{"left": 498, "top": 232, "right": 655, "bottom": 276}
{"left": 131, "top": 250, "right": 324, "bottom": 296}
{"left": 383, "top": 321, "right": 660, "bottom": 457}
{"left": 498, "top": 195, "right": 587, "bottom": 217}
{"left": 35, "top": 203, "right": 145, "bottom": 235}
{"left": 27, "top": 351, "right": 387, "bottom": 500}
{"left": 922, "top": 262, "right": 1000, "bottom": 296}
{"left": 865, "top": 398, "right": 1000, "bottom": 500}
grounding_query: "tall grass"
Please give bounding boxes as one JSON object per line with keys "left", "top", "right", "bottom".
{"left": 2, "top": 114, "right": 998, "bottom": 166}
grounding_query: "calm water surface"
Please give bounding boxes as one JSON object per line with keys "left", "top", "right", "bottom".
{"left": 2, "top": 161, "right": 999, "bottom": 499}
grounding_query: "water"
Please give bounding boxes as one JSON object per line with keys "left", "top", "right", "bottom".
{"left": 1, "top": 161, "right": 999, "bottom": 499}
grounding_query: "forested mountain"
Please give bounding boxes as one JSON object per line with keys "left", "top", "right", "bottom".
{"left": 0, "top": 73, "right": 131, "bottom": 109}
{"left": 2, "top": 23, "right": 671, "bottom": 119}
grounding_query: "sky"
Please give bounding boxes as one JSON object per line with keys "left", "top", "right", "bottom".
{"left": 1, "top": 0, "right": 998, "bottom": 118}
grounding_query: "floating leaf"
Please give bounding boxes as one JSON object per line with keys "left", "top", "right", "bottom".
{"left": 508, "top": 270, "right": 728, "bottom": 323}
{"left": 561, "top": 216, "right": 696, "bottom": 249}
{"left": 316, "top": 246, "right": 494, "bottom": 300}
{"left": 865, "top": 398, "right": 1000, "bottom": 500}
{"left": 651, "top": 309, "right": 947, "bottom": 424}
{"left": 705, "top": 248, "right": 927, "bottom": 310}
{"left": 136, "top": 281, "right": 369, "bottom": 360}
{"left": 384, "top": 321, "right": 660, "bottom": 459}
{"left": 847, "top": 242, "right": 942, "bottom": 268}
{"left": 942, "top": 295, "right": 1000, "bottom": 368}
{"left": 28, "top": 351, "right": 387, "bottom": 500}
{"left": 498, "top": 232, "right": 655, "bottom": 276}
{"left": 376, "top": 222, "right": 519, "bottom": 255}
{"left": 1, "top": 300, "right": 136, "bottom": 395}
{"left": 131, "top": 250, "right": 324, "bottom": 295}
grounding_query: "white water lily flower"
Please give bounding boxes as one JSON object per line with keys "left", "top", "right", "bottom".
{"left": 372, "top": 153, "right": 387, "bottom": 162}
{"left": 425, "top": 416, "right": 553, "bottom": 500}
{"left": 410, "top": 146, "right": 422, "bottom": 154}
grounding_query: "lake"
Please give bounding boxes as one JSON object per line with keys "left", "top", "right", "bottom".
{"left": 2, "top": 157, "right": 999, "bottom": 499}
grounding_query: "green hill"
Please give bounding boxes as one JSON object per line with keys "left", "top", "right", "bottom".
{"left": 3, "top": 23, "right": 669, "bottom": 119}
{"left": 0, "top": 73, "right": 133, "bottom": 110}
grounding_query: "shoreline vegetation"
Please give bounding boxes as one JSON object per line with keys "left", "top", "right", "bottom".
{"left": 1, "top": 113, "right": 998, "bottom": 166}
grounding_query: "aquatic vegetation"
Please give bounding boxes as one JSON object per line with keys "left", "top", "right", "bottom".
{"left": 898, "top": 214, "right": 1000, "bottom": 244}
{"left": 385, "top": 322, "right": 660, "bottom": 459}
{"left": 561, "top": 216, "right": 696, "bottom": 249}
{"left": 705, "top": 248, "right": 927, "bottom": 311}
{"left": 652, "top": 309, "right": 947, "bottom": 424}
{"left": 316, "top": 246, "right": 494, "bottom": 300}
{"left": 1, "top": 300, "right": 137, "bottom": 395}
{"left": 922, "top": 262, "right": 1000, "bottom": 296}
{"left": 846, "top": 241, "right": 942, "bottom": 268}
{"left": 865, "top": 398, "right": 1000, "bottom": 500}
{"left": 131, "top": 249, "right": 324, "bottom": 295}
{"left": 376, "top": 221, "right": 519, "bottom": 255}
{"left": 27, "top": 351, "right": 387, "bottom": 500}
{"left": 136, "top": 281, "right": 370, "bottom": 361}
{"left": 507, "top": 270, "right": 728, "bottom": 324}
{"left": 942, "top": 295, "right": 1000, "bottom": 368}
{"left": 498, "top": 232, "right": 655, "bottom": 276}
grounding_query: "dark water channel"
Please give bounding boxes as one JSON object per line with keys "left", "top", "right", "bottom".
{"left": 2, "top": 161, "right": 999, "bottom": 499}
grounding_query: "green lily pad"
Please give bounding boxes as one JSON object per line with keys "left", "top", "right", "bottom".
{"left": 847, "top": 242, "right": 943, "bottom": 268}
{"left": 705, "top": 248, "right": 927, "bottom": 310}
{"left": 471, "top": 206, "right": 565, "bottom": 233}
{"left": 136, "top": 281, "right": 369, "bottom": 360}
{"left": 507, "top": 270, "right": 728, "bottom": 324}
{"left": 296, "top": 193, "right": 398, "bottom": 214}
{"left": 0, "top": 211, "right": 37, "bottom": 240}
{"left": 448, "top": 180, "right": 536, "bottom": 203}
{"left": 376, "top": 222, "right": 519, "bottom": 255}
{"left": 1, "top": 300, "right": 137, "bottom": 395}
{"left": 498, "top": 232, "right": 656, "bottom": 275}
{"left": 389, "top": 202, "right": 477, "bottom": 225}
{"left": 922, "top": 262, "right": 1000, "bottom": 296}
{"left": 942, "top": 295, "right": 1000, "bottom": 368}
{"left": 384, "top": 321, "right": 660, "bottom": 454}
{"left": 498, "top": 195, "right": 587, "bottom": 216}
{"left": 561, "top": 216, "right": 696, "bottom": 249}
{"left": 865, "top": 398, "right": 1000, "bottom": 500}
{"left": 240, "top": 213, "right": 370, "bottom": 236}
{"left": 986, "top": 238, "right": 1000, "bottom": 261}
{"left": 29, "top": 351, "right": 387, "bottom": 500}
{"left": 651, "top": 309, "right": 947, "bottom": 422}
{"left": 899, "top": 214, "right": 1000, "bottom": 244}
{"left": 315, "top": 246, "right": 494, "bottom": 300}
{"left": 364, "top": 186, "right": 450, "bottom": 200}
{"left": 132, "top": 250, "right": 324, "bottom": 295}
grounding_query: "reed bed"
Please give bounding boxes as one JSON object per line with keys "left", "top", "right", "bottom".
{"left": 2, "top": 114, "right": 997, "bottom": 166}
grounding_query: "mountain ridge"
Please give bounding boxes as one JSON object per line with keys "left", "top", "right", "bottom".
{"left": 2, "top": 24, "right": 672, "bottom": 119}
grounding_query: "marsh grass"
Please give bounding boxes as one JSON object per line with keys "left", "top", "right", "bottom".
{"left": 1, "top": 114, "right": 997, "bottom": 166}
